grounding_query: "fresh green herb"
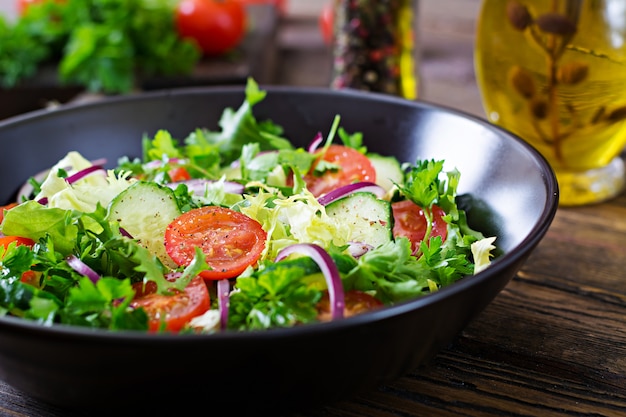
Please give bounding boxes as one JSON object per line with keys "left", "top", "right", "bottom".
{"left": 338, "top": 127, "right": 366, "bottom": 153}
{"left": 190, "top": 78, "right": 293, "bottom": 165}
{"left": 395, "top": 159, "right": 447, "bottom": 255}
{"left": 0, "top": 0, "right": 200, "bottom": 93}
{"left": 228, "top": 263, "right": 322, "bottom": 330}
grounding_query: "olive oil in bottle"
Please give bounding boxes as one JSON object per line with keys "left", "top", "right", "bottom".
{"left": 475, "top": 0, "right": 626, "bottom": 205}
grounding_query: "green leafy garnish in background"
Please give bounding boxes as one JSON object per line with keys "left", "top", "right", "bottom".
{"left": 0, "top": 0, "right": 201, "bottom": 93}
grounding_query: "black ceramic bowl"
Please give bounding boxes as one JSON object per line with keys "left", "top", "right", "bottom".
{"left": 0, "top": 86, "right": 558, "bottom": 415}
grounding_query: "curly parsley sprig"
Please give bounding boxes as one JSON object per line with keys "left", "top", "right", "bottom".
{"left": 394, "top": 159, "right": 448, "bottom": 255}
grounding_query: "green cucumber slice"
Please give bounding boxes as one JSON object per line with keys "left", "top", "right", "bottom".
{"left": 107, "top": 181, "right": 182, "bottom": 267}
{"left": 325, "top": 191, "right": 393, "bottom": 249}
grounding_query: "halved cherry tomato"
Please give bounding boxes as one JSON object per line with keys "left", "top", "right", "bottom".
{"left": 0, "top": 202, "right": 18, "bottom": 224}
{"left": 130, "top": 275, "right": 211, "bottom": 333}
{"left": 0, "top": 235, "right": 36, "bottom": 249}
{"left": 316, "top": 290, "right": 383, "bottom": 322}
{"left": 168, "top": 166, "right": 192, "bottom": 182}
{"left": 164, "top": 206, "right": 267, "bottom": 280}
{"left": 0, "top": 234, "right": 38, "bottom": 286}
{"left": 303, "top": 144, "right": 376, "bottom": 197}
{"left": 391, "top": 200, "right": 448, "bottom": 255}
{"left": 176, "top": 0, "right": 247, "bottom": 56}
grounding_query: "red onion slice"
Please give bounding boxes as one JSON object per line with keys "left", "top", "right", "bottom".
{"left": 25, "top": 160, "right": 107, "bottom": 205}
{"left": 218, "top": 279, "right": 231, "bottom": 331}
{"left": 167, "top": 179, "right": 244, "bottom": 195}
{"left": 275, "top": 243, "right": 345, "bottom": 320}
{"left": 66, "top": 254, "right": 100, "bottom": 283}
{"left": 317, "top": 182, "right": 386, "bottom": 206}
{"left": 65, "top": 165, "right": 106, "bottom": 185}
{"left": 36, "top": 164, "right": 107, "bottom": 205}
{"left": 307, "top": 132, "right": 324, "bottom": 153}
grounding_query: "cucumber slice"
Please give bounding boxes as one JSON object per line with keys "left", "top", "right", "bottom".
{"left": 325, "top": 191, "right": 393, "bottom": 249}
{"left": 107, "top": 181, "right": 182, "bottom": 268}
{"left": 368, "top": 153, "right": 404, "bottom": 191}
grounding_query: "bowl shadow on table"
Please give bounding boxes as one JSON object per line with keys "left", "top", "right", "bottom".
{"left": 0, "top": 86, "right": 558, "bottom": 416}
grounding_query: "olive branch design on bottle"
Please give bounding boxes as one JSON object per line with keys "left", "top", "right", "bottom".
{"left": 505, "top": 0, "right": 626, "bottom": 164}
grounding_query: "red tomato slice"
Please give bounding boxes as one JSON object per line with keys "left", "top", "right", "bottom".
{"left": 391, "top": 200, "right": 448, "bottom": 255}
{"left": 130, "top": 275, "right": 210, "bottom": 333}
{"left": 303, "top": 144, "right": 376, "bottom": 197}
{"left": 316, "top": 290, "right": 383, "bottom": 322}
{"left": 164, "top": 206, "right": 267, "bottom": 280}
{"left": 0, "top": 235, "right": 38, "bottom": 286}
{"left": 168, "top": 166, "right": 192, "bottom": 182}
{"left": 0, "top": 235, "right": 36, "bottom": 249}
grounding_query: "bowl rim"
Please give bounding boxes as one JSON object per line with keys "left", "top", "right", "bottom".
{"left": 0, "top": 85, "right": 560, "bottom": 342}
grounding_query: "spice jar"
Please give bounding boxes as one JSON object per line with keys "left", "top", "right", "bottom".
{"left": 330, "top": 0, "right": 420, "bottom": 99}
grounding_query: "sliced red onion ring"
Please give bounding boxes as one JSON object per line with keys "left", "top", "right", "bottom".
{"left": 275, "top": 243, "right": 345, "bottom": 320}
{"left": 307, "top": 132, "right": 324, "bottom": 153}
{"left": 119, "top": 227, "right": 133, "bottom": 238}
{"left": 27, "top": 158, "right": 107, "bottom": 206}
{"left": 66, "top": 254, "right": 100, "bottom": 283}
{"left": 317, "top": 182, "right": 386, "bottom": 206}
{"left": 60, "top": 158, "right": 107, "bottom": 173}
{"left": 218, "top": 279, "right": 231, "bottom": 331}
{"left": 65, "top": 165, "right": 106, "bottom": 185}
{"left": 167, "top": 179, "right": 244, "bottom": 195}
{"left": 36, "top": 164, "right": 107, "bottom": 205}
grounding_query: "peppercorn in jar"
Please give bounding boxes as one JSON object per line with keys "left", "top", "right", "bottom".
{"left": 330, "top": 0, "right": 420, "bottom": 99}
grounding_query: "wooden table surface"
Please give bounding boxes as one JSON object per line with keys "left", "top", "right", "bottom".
{"left": 1, "top": 1, "right": 625, "bottom": 416}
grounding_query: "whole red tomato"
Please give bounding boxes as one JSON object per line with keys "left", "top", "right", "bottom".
{"left": 176, "top": 0, "right": 247, "bottom": 56}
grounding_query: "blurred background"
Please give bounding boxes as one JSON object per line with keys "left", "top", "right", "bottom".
{"left": 0, "top": 0, "right": 482, "bottom": 119}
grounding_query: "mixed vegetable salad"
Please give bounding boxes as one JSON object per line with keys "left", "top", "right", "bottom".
{"left": 0, "top": 79, "right": 496, "bottom": 334}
